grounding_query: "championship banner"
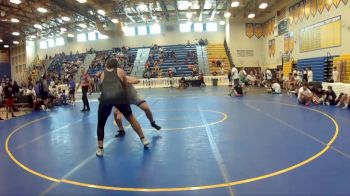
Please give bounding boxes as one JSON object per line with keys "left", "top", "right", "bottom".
{"left": 343, "top": 0, "right": 348, "bottom": 5}
{"left": 299, "top": 1, "right": 305, "bottom": 22}
{"left": 311, "top": 0, "right": 318, "bottom": 16}
{"left": 305, "top": 0, "right": 311, "bottom": 19}
{"left": 270, "top": 17, "right": 276, "bottom": 35}
{"left": 0, "top": 50, "right": 10, "bottom": 63}
{"left": 333, "top": 0, "right": 341, "bottom": 7}
{"left": 284, "top": 34, "right": 290, "bottom": 53}
{"left": 246, "top": 23, "right": 254, "bottom": 38}
{"left": 289, "top": 32, "right": 295, "bottom": 52}
{"left": 271, "top": 39, "right": 276, "bottom": 56}
{"left": 277, "top": 7, "right": 287, "bottom": 22}
{"left": 293, "top": 3, "right": 299, "bottom": 24}
{"left": 254, "top": 24, "right": 263, "bottom": 38}
{"left": 326, "top": 0, "right": 333, "bottom": 10}
{"left": 318, "top": 0, "right": 325, "bottom": 14}
{"left": 289, "top": 6, "right": 294, "bottom": 24}
{"left": 269, "top": 40, "right": 272, "bottom": 57}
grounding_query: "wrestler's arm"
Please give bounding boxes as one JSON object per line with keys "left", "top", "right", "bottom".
{"left": 126, "top": 76, "right": 140, "bottom": 84}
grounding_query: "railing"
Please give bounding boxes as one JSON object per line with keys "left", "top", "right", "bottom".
{"left": 224, "top": 39, "right": 234, "bottom": 68}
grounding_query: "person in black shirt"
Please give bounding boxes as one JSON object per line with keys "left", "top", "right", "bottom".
{"left": 324, "top": 86, "right": 337, "bottom": 106}
{"left": 312, "top": 86, "right": 325, "bottom": 105}
{"left": 12, "top": 81, "right": 20, "bottom": 94}
{"left": 4, "top": 81, "right": 16, "bottom": 119}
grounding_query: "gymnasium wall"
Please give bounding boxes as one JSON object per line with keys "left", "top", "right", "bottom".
{"left": 0, "top": 49, "right": 11, "bottom": 78}
{"left": 263, "top": 1, "right": 350, "bottom": 67}
{"left": 35, "top": 23, "right": 225, "bottom": 59}
{"left": 229, "top": 21, "right": 264, "bottom": 67}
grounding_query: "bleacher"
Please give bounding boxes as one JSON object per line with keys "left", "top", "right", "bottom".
{"left": 333, "top": 54, "right": 350, "bottom": 83}
{"left": 207, "top": 44, "right": 230, "bottom": 74}
{"left": 87, "top": 48, "right": 138, "bottom": 76}
{"left": 297, "top": 55, "right": 338, "bottom": 82}
{"left": 48, "top": 53, "right": 86, "bottom": 79}
{"left": 148, "top": 44, "right": 197, "bottom": 77}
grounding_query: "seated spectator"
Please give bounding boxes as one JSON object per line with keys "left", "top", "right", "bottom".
{"left": 324, "top": 86, "right": 337, "bottom": 106}
{"left": 216, "top": 60, "right": 222, "bottom": 67}
{"left": 336, "top": 92, "right": 349, "bottom": 109}
{"left": 220, "top": 67, "right": 225, "bottom": 75}
{"left": 268, "top": 80, "right": 281, "bottom": 94}
{"left": 298, "top": 83, "right": 313, "bottom": 106}
{"left": 25, "top": 84, "right": 36, "bottom": 106}
{"left": 311, "top": 85, "right": 325, "bottom": 105}
{"left": 246, "top": 72, "right": 257, "bottom": 86}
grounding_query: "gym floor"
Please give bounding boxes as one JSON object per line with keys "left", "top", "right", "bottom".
{"left": 1, "top": 87, "right": 350, "bottom": 195}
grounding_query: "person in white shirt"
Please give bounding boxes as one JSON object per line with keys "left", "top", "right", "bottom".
{"left": 307, "top": 67, "right": 313, "bottom": 82}
{"left": 271, "top": 81, "right": 281, "bottom": 94}
{"left": 298, "top": 83, "right": 313, "bottom": 106}
{"left": 333, "top": 67, "right": 339, "bottom": 82}
{"left": 231, "top": 65, "right": 239, "bottom": 86}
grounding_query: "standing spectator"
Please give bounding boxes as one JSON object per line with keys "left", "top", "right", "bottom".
{"left": 68, "top": 76, "right": 76, "bottom": 105}
{"left": 333, "top": 67, "right": 339, "bottom": 82}
{"left": 12, "top": 81, "right": 20, "bottom": 94}
{"left": 231, "top": 65, "right": 239, "bottom": 87}
{"left": 4, "top": 81, "right": 16, "bottom": 119}
{"left": 307, "top": 67, "right": 313, "bottom": 82}
{"left": 265, "top": 69, "right": 273, "bottom": 87}
{"left": 78, "top": 69, "right": 90, "bottom": 112}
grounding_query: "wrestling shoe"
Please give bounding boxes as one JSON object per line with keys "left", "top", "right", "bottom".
{"left": 96, "top": 148, "right": 104, "bottom": 157}
{"left": 151, "top": 121, "right": 161, "bottom": 130}
{"left": 141, "top": 137, "right": 150, "bottom": 146}
{"left": 115, "top": 130, "right": 126, "bottom": 137}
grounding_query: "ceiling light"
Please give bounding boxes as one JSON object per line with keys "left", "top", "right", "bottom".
{"left": 186, "top": 12, "right": 192, "bottom": 19}
{"left": 78, "top": 23, "right": 87, "bottom": 28}
{"left": 11, "top": 18, "right": 19, "bottom": 23}
{"left": 97, "top": 9, "right": 106, "bottom": 16}
{"left": 67, "top": 34, "right": 74, "bottom": 38}
{"left": 10, "top": 0, "right": 21, "bottom": 4}
{"left": 224, "top": 12, "right": 231, "bottom": 18}
{"left": 13, "top": 41, "right": 19, "bottom": 44}
{"left": 76, "top": 0, "right": 87, "bottom": 3}
{"left": 259, "top": 3, "right": 268, "bottom": 9}
{"left": 60, "top": 27, "right": 67, "bottom": 32}
{"left": 231, "top": 1, "right": 240, "bottom": 7}
{"left": 248, "top": 13, "right": 255, "bottom": 18}
{"left": 111, "top": 18, "right": 119, "bottom": 24}
{"left": 37, "top": 7, "right": 48, "bottom": 13}
{"left": 12, "top": 32, "right": 20, "bottom": 36}
{"left": 0, "top": 39, "right": 2, "bottom": 42}
{"left": 219, "top": 21, "right": 226, "bottom": 25}
{"left": 138, "top": 4, "right": 148, "bottom": 11}
{"left": 62, "top": 16, "right": 71, "bottom": 21}
{"left": 30, "top": 35, "right": 36, "bottom": 39}
{"left": 4, "top": 45, "right": 9, "bottom": 48}
{"left": 34, "top": 24, "right": 43, "bottom": 29}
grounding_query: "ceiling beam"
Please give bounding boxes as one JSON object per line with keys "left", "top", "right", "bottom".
{"left": 173, "top": 0, "right": 180, "bottom": 20}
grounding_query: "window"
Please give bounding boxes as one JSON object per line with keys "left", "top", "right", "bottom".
{"left": 206, "top": 23, "right": 217, "bottom": 32}
{"left": 39, "top": 41, "right": 47, "bottom": 49}
{"left": 77, "top": 33, "right": 87, "bottom": 42}
{"left": 97, "top": 32, "right": 108, "bottom": 40}
{"left": 88, "top": 31, "right": 96, "bottom": 41}
{"left": 150, "top": 24, "right": 161, "bottom": 34}
{"left": 55, "top": 37, "right": 64, "bottom": 46}
{"left": 138, "top": 26, "right": 147, "bottom": 35}
{"left": 194, "top": 23, "right": 203, "bottom": 32}
{"left": 47, "top": 39, "right": 55, "bottom": 48}
{"left": 180, "top": 23, "right": 191, "bottom": 32}
{"left": 123, "top": 26, "right": 136, "bottom": 36}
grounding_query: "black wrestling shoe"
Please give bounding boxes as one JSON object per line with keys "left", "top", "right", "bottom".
{"left": 115, "top": 130, "right": 126, "bottom": 137}
{"left": 151, "top": 121, "right": 161, "bottom": 130}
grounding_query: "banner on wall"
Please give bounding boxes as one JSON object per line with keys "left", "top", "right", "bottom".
{"left": 343, "top": 0, "right": 348, "bottom": 5}
{"left": 0, "top": 50, "right": 10, "bottom": 63}
{"left": 293, "top": 3, "right": 299, "bottom": 24}
{"left": 326, "top": 0, "right": 333, "bottom": 10}
{"left": 269, "top": 40, "right": 272, "bottom": 57}
{"left": 311, "top": 0, "right": 318, "bottom": 16}
{"left": 246, "top": 23, "right": 254, "bottom": 38}
{"left": 333, "top": 0, "right": 341, "bottom": 7}
{"left": 305, "top": 0, "right": 311, "bottom": 19}
{"left": 254, "top": 24, "right": 263, "bottom": 38}
{"left": 289, "top": 6, "right": 294, "bottom": 24}
{"left": 318, "top": 0, "right": 325, "bottom": 14}
{"left": 298, "top": 1, "right": 305, "bottom": 22}
{"left": 284, "top": 34, "right": 290, "bottom": 53}
{"left": 289, "top": 32, "right": 295, "bottom": 52}
{"left": 271, "top": 39, "right": 276, "bottom": 56}
{"left": 277, "top": 7, "right": 287, "bottom": 22}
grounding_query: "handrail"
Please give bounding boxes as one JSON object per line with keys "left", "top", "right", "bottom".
{"left": 224, "top": 39, "right": 234, "bottom": 68}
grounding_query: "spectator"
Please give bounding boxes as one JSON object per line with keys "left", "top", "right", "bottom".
{"left": 307, "top": 67, "right": 313, "bottom": 82}
{"left": 324, "top": 86, "right": 337, "bottom": 106}
{"left": 4, "top": 81, "right": 16, "bottom": 118}
{"left": 298, "top": 83, "right": 313, "bottom": 106}
{"left": 333, "top": 67, "right": 339, "bottom": 82}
